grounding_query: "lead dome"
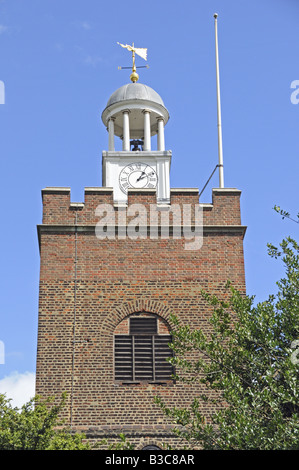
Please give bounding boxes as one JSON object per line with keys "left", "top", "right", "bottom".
{"left": 101, "top": 82, "right": 169, "bottom": 142}
{"left": 105, "top": 83, "right": 165, "bottom": 108}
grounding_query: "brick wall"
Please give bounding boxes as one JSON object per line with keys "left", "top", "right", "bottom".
{"left": 36, "top": 186, "right": 246, "bottom": 449}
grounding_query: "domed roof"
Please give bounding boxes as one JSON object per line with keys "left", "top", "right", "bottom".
{"left": 106, "top": 82, "right": 165, "bottom": 107}
{"left": 101, "top": 81, "right": 169, "bottom": 138}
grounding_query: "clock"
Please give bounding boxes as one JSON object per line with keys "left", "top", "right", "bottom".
{"left": 119, "top": 162, "right": 158, "bottom": 194}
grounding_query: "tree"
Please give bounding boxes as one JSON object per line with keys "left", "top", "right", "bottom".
{"left": 0, "top": 392, "right": 91, "bottom": 450}
{"left": 273, "top": 205, "right": 299, "bottom": 225}
{"left": 155, "top": 237, "right": 299, "bottom": 450}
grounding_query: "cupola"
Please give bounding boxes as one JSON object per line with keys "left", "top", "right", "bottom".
{"left": 101, "top": 43, "right": 172, "bottom": 205}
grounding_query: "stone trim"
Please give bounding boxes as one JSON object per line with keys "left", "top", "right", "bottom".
{"left": 69, "top": 203, "right": 85, "bottom": 209}
{"left": 171, "top": 188, "right": 199, "bottom": 193}
{"left": 37, "top": 224, "right": 247, "bottom": 234}
{"left": 72, "top": 424, "right": 178, "bottom": 439}
{"left": 41, "top": 187, "right": 71, "bottom": 194}
{"left": 212, "top": 187, "right": 242, "bottom": 195}
{"left": 37, "top": 224, "right": 247, "bottom": 250}
{"left": 84, "top": 187, "right": 114, "bottom": 193}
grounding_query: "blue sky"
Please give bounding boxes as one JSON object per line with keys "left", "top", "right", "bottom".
{"left": 0, "top": 0, "right": 298, "bottom": 407}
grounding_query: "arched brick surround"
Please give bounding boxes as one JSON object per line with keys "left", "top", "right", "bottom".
{"left": 100, "top": 299, "right": 173, "bottom": 336}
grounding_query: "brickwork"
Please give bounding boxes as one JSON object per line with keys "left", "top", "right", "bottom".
{"left": 36, "top": 186, "right": 246, "bottom": 449}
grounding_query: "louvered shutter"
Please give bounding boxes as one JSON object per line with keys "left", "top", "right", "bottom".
{"left": 134, "top": 335, "right": 154, "bottom": 380}
{"left": 154, "top": 335, "right": 173, "bottom": 381}
{"left": 114, "top": 335, "right": 133, "bottom": 381}
{"left": 115, "top": 316, "right": 173, "bottom": 382}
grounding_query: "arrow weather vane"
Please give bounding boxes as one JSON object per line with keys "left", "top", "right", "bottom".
{"left": 117, "top": 42, "right": 148, "bottom": 82}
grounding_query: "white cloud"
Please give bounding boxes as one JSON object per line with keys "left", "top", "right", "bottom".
{"left": 81, "top": 21, "right": 91, "bottom": 30}
{"left": 0, "top": 371, "right": 36, "bottom": 408}
{"left": 72, "top": 20, "right": 91, "bottom": 31}
{"left": 74, "top": 45, "right": 102, "bottom": 67}
{"left": 84, "top": 55, "right": 102, "bottom": 67}
{"left": 0, "top": 25, "right": 8, "bottom": 34}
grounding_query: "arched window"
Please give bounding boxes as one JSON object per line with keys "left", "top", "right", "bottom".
{"left": 114, "top": 313, "right": 174, "bottom": 383}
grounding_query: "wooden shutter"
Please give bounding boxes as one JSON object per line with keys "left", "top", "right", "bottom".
{"left": 115, "top": 317, "right": 173, "bottom": 382}
{"left": 134, "top": 335, "right": 154, "bottom": 381}
{"left": 114, "top": 335, "right": 133, "bottom": 381}
{"left": 154, "top": 335, "right": 173, "bottom": 381}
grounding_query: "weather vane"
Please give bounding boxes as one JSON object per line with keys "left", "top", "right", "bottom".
{"left": 117, "top": 42, "right": 149, "bottom": 83}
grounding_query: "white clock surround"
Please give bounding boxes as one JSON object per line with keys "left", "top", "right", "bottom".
{"left": 102, "top": 150, "right": 171, "bottom": 205}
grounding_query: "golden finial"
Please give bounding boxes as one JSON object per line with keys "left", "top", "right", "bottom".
{"left": 117, "top": 42, "right": 148, "bottom": 83}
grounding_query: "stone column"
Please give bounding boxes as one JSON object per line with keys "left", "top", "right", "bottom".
{"left": 143, "top": 109, "right": 151, "bottom": 151}
{"left": 122, "top": 110, "right": 130, "bottom": 151}
{"left": 108, "top": 117, "right": 115, "bottom": 151}
{"left": 157, "top": 118, "right": 165, "bottom": 151}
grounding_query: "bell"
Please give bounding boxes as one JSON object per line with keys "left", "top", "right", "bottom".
{"left": 131, "top": 140, "right": 143, "bottom": 151}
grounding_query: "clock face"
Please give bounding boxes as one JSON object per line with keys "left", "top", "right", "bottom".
{"left": 119, "top": 162, "right": 158, "bottom": 194}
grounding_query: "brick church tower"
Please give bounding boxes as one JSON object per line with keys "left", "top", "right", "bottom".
{"left": 35, "top": 43, "right": 246, "bottom": 449}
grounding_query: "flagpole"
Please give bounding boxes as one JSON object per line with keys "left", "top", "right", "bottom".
{"left": 214, "top": 13, "right": 224, "bottom": 188}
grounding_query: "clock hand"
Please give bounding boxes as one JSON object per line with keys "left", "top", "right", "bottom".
{"left": 136, "top": 171, "right": 146, "bottom": 182}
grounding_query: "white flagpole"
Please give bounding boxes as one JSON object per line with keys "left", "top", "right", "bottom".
{"left": 214, "top": 13, "right": 224, "bottom": 188}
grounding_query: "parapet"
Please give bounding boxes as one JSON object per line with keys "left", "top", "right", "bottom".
{"left": 40, "top": 186, "right": 244, "bottom": 228}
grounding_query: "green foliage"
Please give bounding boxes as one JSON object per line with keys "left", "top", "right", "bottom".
{"left": 273, "top": 205, "right": 299, "bottom": 224}
{"left": 156, "top": 237, "right": 299, "bottom": 449}
{"left": 100, "top": 433, "right": 135, "bottom": 450}
{"left": 0, "top": 392, "right": 91, "bottom": 450}
{"left": 0, "top": 393, "right": 136, "bottom": 450}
